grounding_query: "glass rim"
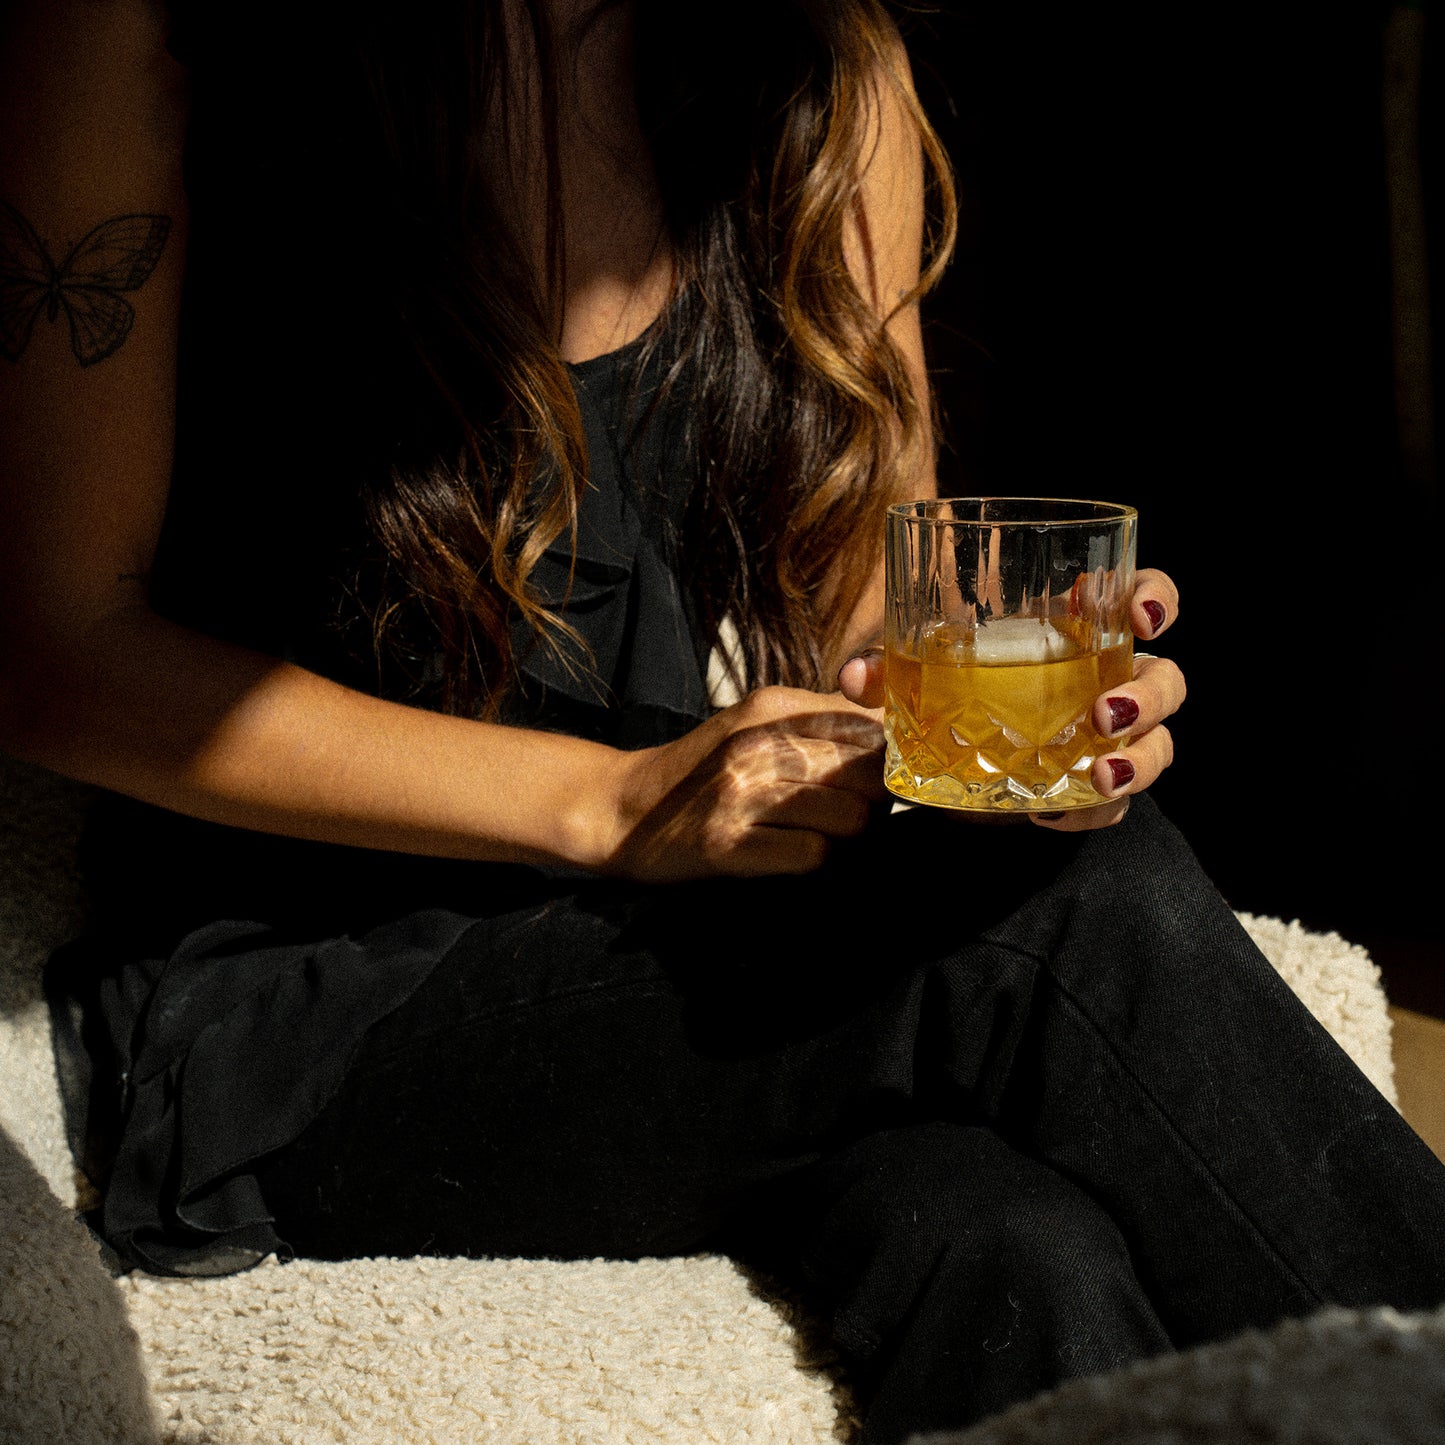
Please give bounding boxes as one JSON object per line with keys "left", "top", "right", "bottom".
{"left": 887, "top": 496, "right": 1137, "bottom": 526}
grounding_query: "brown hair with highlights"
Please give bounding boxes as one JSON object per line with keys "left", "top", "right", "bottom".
{"left": 347, "top": 0, "right": 956, "bottom": 714}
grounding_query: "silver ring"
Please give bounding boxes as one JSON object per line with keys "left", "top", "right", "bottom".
{"left": 1133, "top": 651, "right": 1159, "bottom": 662}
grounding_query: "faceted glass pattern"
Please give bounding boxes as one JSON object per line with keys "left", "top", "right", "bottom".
{"left": 883, "top": 627, "right": 1133, "bottom": 811}
{"left": 883, "top": 499, "right": 1137, "bottom": 814}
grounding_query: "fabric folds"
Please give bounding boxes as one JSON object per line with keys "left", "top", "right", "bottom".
{"left": 49, "top": 911, "right": 479, "bottom": 1276}
{"left": 506, "top": 335, "right": 710, "bottom": 748}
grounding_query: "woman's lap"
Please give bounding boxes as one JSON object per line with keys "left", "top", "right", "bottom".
{"left": 255, "top": 795, "right": 1445, "bottom": 1426}
{"left": 257, "top": 826, "right": 950, "bottom": 1260}
{"left": 258, "top": 800, "right": 1094, "bottom": 1258}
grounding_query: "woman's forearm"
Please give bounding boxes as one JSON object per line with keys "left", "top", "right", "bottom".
{"left": 0, "top": 603, "right": 627, "bottom": 871}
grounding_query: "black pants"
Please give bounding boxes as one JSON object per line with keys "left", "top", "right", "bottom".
{"left": 256, "top": 797, "right": 1445, "bottom": 1443}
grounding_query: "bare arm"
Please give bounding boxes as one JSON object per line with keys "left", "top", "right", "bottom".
{"left": 0, "top": 1, "right": 894, "bottom": 886}
{"left": 0, "top": 0, "right": 634, "bottom": 871}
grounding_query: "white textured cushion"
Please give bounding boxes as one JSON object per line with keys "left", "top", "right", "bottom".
{"left": 0, "top": 1125, "right": 159, "bottom": 1444}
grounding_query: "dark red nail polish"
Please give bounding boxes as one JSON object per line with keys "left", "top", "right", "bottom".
{"left": 1142, "top": 600, "right": 1166, "bottom": 635}
{"left": 1106, "top": 696, "right": 1140, "bottom": 733}
{"left": 1106, "top": 757, "right": 1136, "bottom": 790}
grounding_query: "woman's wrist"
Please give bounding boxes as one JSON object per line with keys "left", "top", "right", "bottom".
{"left": 547, "top": 737, "right": 641, "bottom": 875}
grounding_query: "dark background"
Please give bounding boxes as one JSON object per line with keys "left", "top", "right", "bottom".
{"left": 905, "top": 4, "right": 1442, "bottom": 1008}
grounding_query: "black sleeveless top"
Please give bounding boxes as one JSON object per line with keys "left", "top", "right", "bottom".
{"left": 46, "top": 7, "right": 717, "bottom": 1277}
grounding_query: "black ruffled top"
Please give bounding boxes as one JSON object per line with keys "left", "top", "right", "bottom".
{"left": 504, "top": 338, "right": 713, "bottom": 747}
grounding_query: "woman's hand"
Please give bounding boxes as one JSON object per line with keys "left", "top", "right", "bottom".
{"left": 606, "top": 687, "right": 888, "bottom": 883}
{"left": 834, "top": 567, "right": 1187, "bottom": 832}
{"left": 1034, "top": 566, "right": 1185, "bottom": 831}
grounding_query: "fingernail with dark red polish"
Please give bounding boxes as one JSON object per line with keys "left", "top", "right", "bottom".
{"left": 1106, "top": 757, "right": 1136, "bottom": 791}
{"left": 1106, "top": 696, "right": 1140, "bottom": 733}
{"left": 1142, "top": 600, "right": 1166, "bottom": 635}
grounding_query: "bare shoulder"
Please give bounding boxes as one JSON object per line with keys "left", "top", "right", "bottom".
{"left": 0, "top": 0, "right": 188, "bottom": 180}
{"left": 0, "top": 0, "right": 181, "bottom": 85}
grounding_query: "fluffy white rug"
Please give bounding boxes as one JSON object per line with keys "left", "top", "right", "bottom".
{"left": 122, "top": 1254, "right": 849, "bottom": 1445}
{"left": 0, "top": 1126, "right": 157, "bottom": 1445}
{"left": 2, "top": 749, "right": 1435, "bottom": 1445}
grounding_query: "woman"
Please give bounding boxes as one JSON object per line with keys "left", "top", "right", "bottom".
{"left": 3, "top": 2, "right": 1443, "bottom": 1441}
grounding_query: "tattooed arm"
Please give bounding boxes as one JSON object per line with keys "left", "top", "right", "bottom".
{"left": 0, "top": 0, "right": 639, "bottom": 870}
{"left": 0, "top": 0, "right": 885, "bottom": 881}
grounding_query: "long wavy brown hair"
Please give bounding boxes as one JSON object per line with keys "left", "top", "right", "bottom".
{"left": 344, "top": 0, "right": 956, "bottom": 716}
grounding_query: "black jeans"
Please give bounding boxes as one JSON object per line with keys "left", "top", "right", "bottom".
{"left": 256, "top": 797, "right": 1445, "bottom": 1444}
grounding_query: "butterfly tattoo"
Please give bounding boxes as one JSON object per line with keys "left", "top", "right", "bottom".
{"left": 0, "top": 199, "right": 171, "bottom": 367}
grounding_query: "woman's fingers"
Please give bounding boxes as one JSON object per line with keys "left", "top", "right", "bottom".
{"left": 753, "top": 779, "right": 876, "bottom": 836}
{"left": 1133, "top": 567, "right": 1179, "bottom": 642}
{"left": 1091, "top": 652, "right": 1187, "bottom": 739}
{"left": 612, "top": 687, "right": 888, "bottom": 881}
{"left": 714, "top": 714, "right": 886, "bottom": 804}
{"left": 1029, "top": 797, "right": 1131, "bottom": 833}
{"left": 1090, "top": 722, "right": 1176, "bottom": 800}
{"left": 983, "top": 570, "right": 1186, "bottom": 836}
{"left": 837, "top": 646, "right": 886, "bottom": 709}
{"left": 1028, "top": 723, "right": 1174, "bottom": 833}
{"left": 1034, "top": 653, "right": 1182, "bottom": 833}
{"left": 725, "top": 825, "right": 834, "bottom": 876}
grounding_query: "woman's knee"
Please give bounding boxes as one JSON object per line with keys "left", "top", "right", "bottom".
{"left": 801, "top": 1123, "right": 1141, "bottom": 1298}
{"left": 799, "top": 1123, "right": 1170, "bottom": 1368}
